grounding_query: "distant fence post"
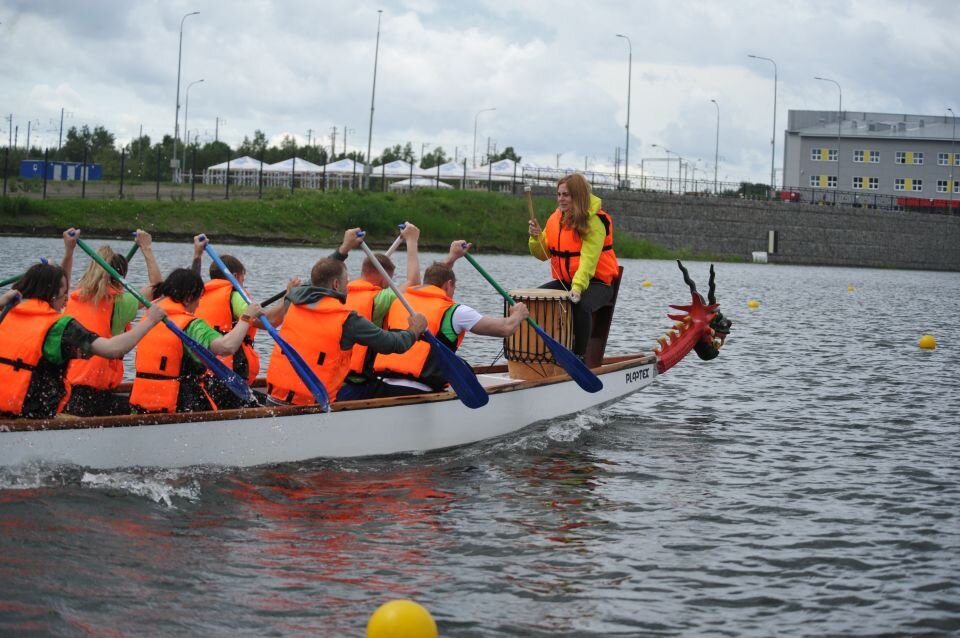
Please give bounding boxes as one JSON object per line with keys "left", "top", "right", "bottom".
{"left": 191, "top": 146, "right": 197, "bottom": 201}
{"left": 321, "top": 160, "right": 326, "bottom": 192}
{"left": 436, "top": 162, "right": 441, "bottom": 189}
{"left": 119, "top": 148, "right": 126, "bottom": 198}
{"left": 487, "top": 162, "right": 492, "bottom": 192}
{"left": 2, "top": 147, "right": 8, "bottom": 198}
{"left": 225, "top": 150, "right": 231, "bottom": 200}
{"left": 81, "top": 145, "right": 88, "bottom": 199}
{"left": 511, "top": 162, "right": 517, "bottom": 195}
{"left": 42, "top": 148, "right": 49, "bottom": 199}
{"left": 258, "top": 151, "right": 264, "bottom": 198}
{"left": 381, "top": 162, "right": 386, "bottom": 192}
{"left": 155, "top": 147, "right": 162, "bottom": 201}
{"left": 291, "top": 155, "right": 296, "bottom": 193}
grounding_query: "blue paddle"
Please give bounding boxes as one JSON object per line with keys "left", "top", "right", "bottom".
{"left": 358, "top": 238, "right": 489, "bottom": 409}
{"left": 202, "top": 240, "right": 330, "bottom": 411}
{"left": 462, "top": 250, "right": 603, "bottom": 393}
{"left": 74, "top": 235, "right": 254, "bottom": 403}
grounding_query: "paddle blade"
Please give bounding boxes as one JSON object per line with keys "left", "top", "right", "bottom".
{"left": 164, "top": 319, "right": 254, "bottom": 403}
{"left": 262, "top": 320, "right": 330, "bottom": 410}
{"left": 532, "top": 323, "right": 603, "bottom": 393}
{"left": 423, "top": 330, "right": 489, "bottom": 409}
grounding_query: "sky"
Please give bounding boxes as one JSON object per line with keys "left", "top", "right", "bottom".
{"left": 1, "top": 0, "right": 956, "bottom": 184}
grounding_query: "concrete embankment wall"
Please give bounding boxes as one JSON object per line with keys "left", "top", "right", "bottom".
{"left": 591, "top": 191, "right": 960, "bottom": 272}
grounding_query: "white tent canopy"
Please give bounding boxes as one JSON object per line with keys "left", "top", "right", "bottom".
{"left": 206, "top": 156, "right": 263, "bottom": 171}
{"left": 388, "top": 177, "right": 454, "bottom": 191}
{"left": 265, "top": 157, "right": 324, "bottom": 173}
{"left": 376, "top": 160, "right": 416, "bottom": 176}
{"left": 467, "top": 158, "right": 519, "bottom": 182}
{"left": 323, "top": 158, "right": 367, "bottom": 174}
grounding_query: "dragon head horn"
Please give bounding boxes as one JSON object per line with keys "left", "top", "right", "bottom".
{"left": 677, "top": 260, "right": 706, "bottom": 305}
{"left": 708, "top": 264, "right": 717, "bottom": 305}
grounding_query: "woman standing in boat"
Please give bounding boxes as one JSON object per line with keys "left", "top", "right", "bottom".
{"left": 130, "top": 268, "right": 262, "bottom": 414}
{"left": 0, "top": 262, "right": 165, "bottom": 419}
{"left": 527, "top": 173, "right": 619, "bottom": 358}
{"left": 63, "top": 229, "right": 164, "bottom": 416}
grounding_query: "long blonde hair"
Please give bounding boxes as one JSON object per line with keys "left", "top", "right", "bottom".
{"left": 558, "top": 173, "right": 592, "bottom": 239}
{"left": 76, "top": 245, "right": 127, "bottom": 303}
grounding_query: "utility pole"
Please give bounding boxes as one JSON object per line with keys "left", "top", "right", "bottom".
{"left": 5, "top": 114, "right": 11, "bottom": 148}
{"left": 330, "top": 127, "right": 338, "bottom": 159}
{"left": 215, "top": 117, "right": 221, "bottom": 142}
{"left": 306, "top": 128, "right": 313, "bottom": 148}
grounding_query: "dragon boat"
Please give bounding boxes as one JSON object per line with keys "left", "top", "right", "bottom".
{"left": 0, "top": 263, "right": 731, "bottom": 470}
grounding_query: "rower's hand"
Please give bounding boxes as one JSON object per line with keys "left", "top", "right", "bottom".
{"left": 135, "top": 228, "right": 153, "bottom": 249}
{"left": 63, "top": 228, "right": 79, "bottom": 249}
{"left": 407, "top": 312, "right": 428, "bottom": 337}
{"left": 568, "top": 290, "right": 581, "bottom": 304}
{"left": 145, "top": 304, "right": 167, "bottom": 326}
{"left": 339, "top": 228, "right": 363, "bottom": 255}
{"left": 193, "top": 234, "right": 208, "bottom": 258}
{"left": 447, "top": 240, "right": 470, "bottom": 263}
{"left": 509, "top": 302, "right": 530, "bottom": 321}
{"left": 0, "top": 289, "right": 21, "bottom": 306}
{"left": 528, "top": 219, "right": 541, "bottom": 238}
{"left": 285, "top": 277, "right": 301, "bottom": 293}
{"left": 400, "top": 222, "right": 420, "bottom": 244}
{"left": 243, "top": 302, "right": 263, "bottom": 320}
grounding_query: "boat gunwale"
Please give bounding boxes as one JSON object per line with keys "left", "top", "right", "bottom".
{"left": 0, "top": 353, "right": 656, "bottom": 433}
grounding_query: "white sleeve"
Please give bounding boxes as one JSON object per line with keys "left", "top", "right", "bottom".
{"left": 451, "top": 304, "right": 483, "bottom": 335}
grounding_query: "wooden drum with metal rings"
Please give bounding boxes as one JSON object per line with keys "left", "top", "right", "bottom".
{"left": 504, "top": 289, "right": 572, "bottom": 380}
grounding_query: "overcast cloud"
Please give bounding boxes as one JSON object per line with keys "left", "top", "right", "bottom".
{"left": 1, "top": 0, "right": 955, "bottom": 183}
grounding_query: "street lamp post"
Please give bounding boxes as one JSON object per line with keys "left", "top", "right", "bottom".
{"left": 651, "top": 143, "right": 676, "bottom": 193}
{"left": 473, "top": 108, "right": 496, "bottom": 168}
{"left": 814, "top": 76, "right": 842, "bottom": 197}
{"left": 173, "top": 10, "right": 200, "bottom": 184}
{"left": 182, "top": 79, "right": 204, "bottom": 183}
{"left": 948, "top": 107, "right": 956, "bottom": 207}
{"left": 747, "top": 54, "right": 777, "bottom": 198}
{"left": 616, "top": 33, "right": 632, "bottom": 189}
{"left": 711, "top": 99, "right": 720, "bottom": 195}
{"left": 365, "top": 9, "right": 383, "bottom": 188}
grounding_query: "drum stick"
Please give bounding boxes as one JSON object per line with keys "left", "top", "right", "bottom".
{"left": 524, "top": 186, "right": 537, "bottom": 223}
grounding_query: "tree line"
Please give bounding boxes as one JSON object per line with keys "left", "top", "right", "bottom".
{"left": 2, "top": 125, "right": 522, "bottom": 181}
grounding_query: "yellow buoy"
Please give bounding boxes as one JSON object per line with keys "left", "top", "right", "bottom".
{"left": 847, "top": 286, "right": 855, "bottom": 292}
{"left": 367, "top": 600, "right": 438, "bottom": 638}
{"left": 918, "top": 334, "right": 937, "bottom": 350}
{"left": 642, "top": 280, "right": 652, "bottom": 288}
{"left": 747, "top": 299, "right": 760, "bottom": 309}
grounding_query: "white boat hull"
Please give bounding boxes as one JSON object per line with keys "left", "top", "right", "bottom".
{"left": 0, "top": 355, "right": 658, "bottom": 469}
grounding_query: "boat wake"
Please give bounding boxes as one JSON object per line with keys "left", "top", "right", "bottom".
{"left": 80, "top": 470, "right": 202, "bottom": 507}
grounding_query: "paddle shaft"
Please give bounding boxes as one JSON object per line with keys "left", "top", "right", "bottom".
{"left": 0, "top": 298, "right": 18, "bottom": 323}
{"left": 360, "top": 242, "right": 416, "bottom": 316}
{"left": 0, "top": 274, "right": 20, "bottom": 288}
{"left": 462, "top": 253, "right": 536, "bottom": 332}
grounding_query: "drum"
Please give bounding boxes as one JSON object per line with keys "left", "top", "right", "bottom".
{"left": 504, "top": 289, "right": 573, "bottom": 380}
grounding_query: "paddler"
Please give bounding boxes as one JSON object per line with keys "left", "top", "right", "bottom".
{"left": 129, "top": 268, "right": 262, "bottom": 413}
{"left": 62, "top": 229, "right": 164, "bottom": 416}
{"left": 264, "top": 258, "right": 428, "bottom": 406}
{"left": 191, "top": 234, "right": 298, "bottom": 408}
{"left": 335, "top": 222, "right": 422, "bottom": 401}
{"left": 372, "top": 242, "right": 529, "bottom": 397}
{"left": 0, "top": 259, "right": 166, "bottom": 419}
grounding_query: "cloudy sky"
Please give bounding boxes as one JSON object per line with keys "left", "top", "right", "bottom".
{"left": 1, "top": 0, "right": 955, "bottom": 184}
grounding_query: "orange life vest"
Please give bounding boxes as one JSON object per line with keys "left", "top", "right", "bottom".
{"left": 544, "top": 208, "right": 619, "bottom": 285}
{"left": 344, "top": 278, "right": 381, "bottom": 375}
{"left": 374, "top": 285, "right": 464, "bottom": 389}
{"left": 129, "top": 298, "right": 199, "bottom": 413}
{"left": 64, "top": 288, "right": 126, "bottom": 391}
{"left": 0, "top": 299, "right": 72, "bottom": 416}
{"left": 265, "top": 296, "right": 353, "bottom": 406}
{"left": 195, "top": 279, "right": 259, "bottom": 384}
